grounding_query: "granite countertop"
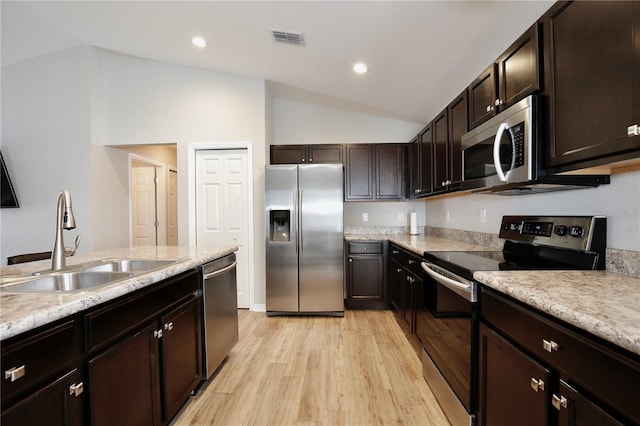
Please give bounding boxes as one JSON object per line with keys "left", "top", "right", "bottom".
{"left": 0, "top": 245, "right": 237, "bottom": 341}
{"left": 474, "top": 270, "right": 640, "bottom": 357}
{"left": 344, "top": 233, "right": 498, "bottom": 256}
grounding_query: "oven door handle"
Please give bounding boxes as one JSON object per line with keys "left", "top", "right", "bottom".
{"left": 421, "top": 262, "right": 476, "bottom": 302}
{"left": 493, "top": 122, "right": 513, "bottom": 182}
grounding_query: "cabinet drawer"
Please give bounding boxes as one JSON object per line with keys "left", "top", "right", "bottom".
{"left": 86, "top": 269, "right": 199, "bottom": 353}
{"left": 403, "top": 252, "right": 423, "bottom": 275}
{"left": 1, "top": 318, "right": 79, "bottom": 405}
{"left": 481, "top": 288, "right": 640, "bottom": 423}
{"left": 348, "top": 242, "right": 382, "bottom": 254}
{"left": 389, "top": 244, "right": 403, "bottom": 262}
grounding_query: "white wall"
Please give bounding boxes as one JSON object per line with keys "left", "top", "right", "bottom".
{"left": 1, "top": 46, "right": 94, "bottom": 264}
{"left": 273, "top": 98, "right": 422, "bottom": 144}
{"left": 424, "top": 169, "right": 640, "bottom": 251}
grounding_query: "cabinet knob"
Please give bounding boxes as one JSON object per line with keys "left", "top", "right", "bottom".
{"left": 164, "top": 322, "right": 174, "bottom": 331}
{"left": 349, "top": 258, "right": 353, "bottom": 262}
{"left": 552, "top": 394, "right": 568, "bottom": 410}
{"left": 301, "top": 158, "right": 305, "bottom": 162}
{"left": 486, "top": 105, "right": 495, "bottom": 113}
{"left": 309, "top": 158, "right": 313, "bottom": 162}
{"left": 542, "top": 339, "right": 560, "bottom": 353}
{"left": 69, "top": 382, "right": 84, "bottom": 397}
{"left": 154, "top": 329, "right": 164, "bottom": 339}
{"left": 4, "top": 365, "right": 26, "bottom": 382}
{"left": 628, "top": 124, "right": 639, "bottom": 137}
{"left": 494, "top": 98, "right": 503, "bottom": 106}
{"left": 530, "top": 378, "right": 545, "bottom": 392}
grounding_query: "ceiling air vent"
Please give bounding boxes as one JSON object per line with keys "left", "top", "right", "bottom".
{"left": 270, "top": 29, "right": 305, "bottom": 46}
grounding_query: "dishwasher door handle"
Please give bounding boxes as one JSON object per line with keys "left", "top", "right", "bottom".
{"left": 203, "top": 261, "right": 237, "bottom": 280}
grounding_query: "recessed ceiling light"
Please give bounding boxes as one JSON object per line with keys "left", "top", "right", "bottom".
{"left": 353, "top": 63, "right": 368, "bottom": 74}
{"left": 192, "top": 36, "right": 208, "bottom": 48}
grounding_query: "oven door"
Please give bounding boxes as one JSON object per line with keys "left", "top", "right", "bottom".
{"left": 461, "top": 95, "right": 536, "bottom": 191}
{"left": 417, "top": 262, "right": 478, "bottom": 421}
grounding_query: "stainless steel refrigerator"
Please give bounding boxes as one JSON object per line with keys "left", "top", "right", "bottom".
{"left": 265, "top": 164, "right": 344, "bottom": 316}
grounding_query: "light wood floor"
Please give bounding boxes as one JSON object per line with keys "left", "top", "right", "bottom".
{"left": 172, "top": 309, "right": 451, "bottom": 426}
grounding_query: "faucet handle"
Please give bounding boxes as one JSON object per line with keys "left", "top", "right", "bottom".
{"left": 65, "top": 235, "right": 81, "bottom": 257}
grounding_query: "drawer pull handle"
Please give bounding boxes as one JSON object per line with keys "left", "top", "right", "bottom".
{"left": 530, "top": 378, "right": 545, "bottom": 392}
{"left": 392, "top": 250, "right": 400, "bottom": 254}
{"left": 552, "top": 394, "right": 568, "bottom": 410}
{"left": 407, "top": 260, "right": 415, "bottom": 265}
{"left": 69, "top": 382, "right": 84, "bottom": 397}
{"left": 164, "top": 322, "right": 174, "bottom": 331}
{"left": 4, "top": 365, "right": 26, "bottom": 382}
{"left": 542, "top": 339, "right": 559, "bottom": 352}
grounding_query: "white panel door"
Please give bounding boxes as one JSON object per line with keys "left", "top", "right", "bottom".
{"left": 131, "top": 166, "right": 157, "bottom": 246}
{"left": 167, "top": 169, "right": 178, "bottom": 245}
{"left": 195, "top": 149, "right": 249, "bottom": 308}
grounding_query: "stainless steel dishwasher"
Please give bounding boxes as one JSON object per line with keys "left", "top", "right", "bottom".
{"left": 201, "top": 253, "right": 239, "bottom": 379}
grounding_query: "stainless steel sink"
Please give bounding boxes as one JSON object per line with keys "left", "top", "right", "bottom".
{"left": 83, "top": 259, "right": 178, "bottom": 273}
{"left": 0, "top": 271, "right": 133, "bottom": 293}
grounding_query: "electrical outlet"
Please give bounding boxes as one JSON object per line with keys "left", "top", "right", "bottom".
{"left": 480, "top": 208, "right": 487, "bottom": 223}
{"left": 362, "top": 212, "right": 368, "bottom": 222}
{"left": 397, "top": 212, "right": 404, "bottom": 222}
{"left": 445, "top": 209, "right": 450, "bottom": 222}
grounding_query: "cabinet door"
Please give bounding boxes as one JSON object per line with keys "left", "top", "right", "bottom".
{"left": 419, "top": 124, "right": 434, "bottom": 196}
{"left": 1, "top": 369, "right": 85, "bottom": 426}
{"left": 478, "top": 324, "right": 550, "bottom": 426}
{"left": 160, "top": 296, "right": 203, "bottom": 422}
{"left": 270, "top": 145, "right": 306, "bottom": 164}
{"left": 432, "top": 109, "right": 449, "bottom": 193}
{"left": 308, "top": 144, "right": 343, "bottom": 163}
{"left": 468, "top": 64, "right": 498, "bottom": 129}
{"left": 389, "top": 257, "right": 403, "bottom": 313}
{"left": 497, "top": 24, "right": 540, "bottom": 110}
{"left": 447, "top": 92, "right": 467, "bottom": 190}
{"left": 555, "top": 380, "right": 624, "bottom": 426}
{"left": 375, "top": 144, "right": 405, "bottom": 199}
{"left": 408, "top": 138, "right": 420, "bottom": 198}
{"left": 347, "top": 255, "right": 383, "bottom": 307}
{"left": 344, "top": 145, "right": 374, "bottom": 200}
{"left": 545, "top": 1, "right": 640, "bottom": 168}
{"left": 89, "top": 322, "right": 161, "bottom": 426}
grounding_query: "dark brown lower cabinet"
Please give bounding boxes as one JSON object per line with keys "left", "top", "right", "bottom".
{"left": 346, "top": 241, "right": 385, "bottom": 309}
{"left": 480, "top": 288, "right": 639, "bottom": 425}
{"left": 389, "top": 257, "right": 403, "bottom": 313}
{"left": 88, "top": 295, "right": 202, "bottom": 426}
{"left": 160, "top": 297, "right": 202, "bottom": 421}
{"left": 89, "top": 322, "right": 161, "bottom": 426}
{"left": 1, "top": 369, "right": 85, "bottom": 426}
{"left": 478, "top": 323, "right": 550, "bottom": 426}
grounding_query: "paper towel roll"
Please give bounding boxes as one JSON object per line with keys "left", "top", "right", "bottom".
{"left": 410, "top": 211, "right": 418, "bottom": 235}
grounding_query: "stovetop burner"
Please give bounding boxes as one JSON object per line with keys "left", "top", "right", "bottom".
{"left": 424, "top": 216, "right": 607, "bottom": 280}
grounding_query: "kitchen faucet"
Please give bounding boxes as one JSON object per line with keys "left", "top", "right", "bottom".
{"left": 51, "top": 189, "right": 77, "bottom": 271}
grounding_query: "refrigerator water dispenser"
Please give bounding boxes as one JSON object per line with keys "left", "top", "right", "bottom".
{"left": 269, "top": 210, "right": 290, "bottom": 242}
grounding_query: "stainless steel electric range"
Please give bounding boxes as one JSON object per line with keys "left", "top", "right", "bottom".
{"left": 417, "top": 215, "right": 606, "bottom": 426}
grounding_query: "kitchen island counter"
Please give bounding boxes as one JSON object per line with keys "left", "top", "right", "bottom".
{"left": 0, "top": 245, "right": 237, "bottom": 340}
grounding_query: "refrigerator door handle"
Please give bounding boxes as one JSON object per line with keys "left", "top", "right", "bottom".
{"left": 293, "top": 191, "right": 299, "bottom": 254}
{"left": 299, "top": 190, "right": 303, "bottom": 253}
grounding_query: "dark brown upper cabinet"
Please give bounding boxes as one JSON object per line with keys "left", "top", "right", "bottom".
{"left": 270, "top": 144, "right": 343, "bottom": 164}
{"left": 542, "top": 1, "right": 640, "bottom": 170}
{"left": 468, "top": 24, "right": 541, "bottom": 130}
{"left": 345, "top": 144, "right": 406, "bottom": 201}
{"left": 447, "top": 91, "right": 468, "bottom": 191}
{"left": 408, "top": 136, "right": 421, "bottom": 197}
{"left": 433, "top": 109, "right": 449, "bottom": 194}
{"left": 409, "top": 124, "right": 434, "bottom": 199}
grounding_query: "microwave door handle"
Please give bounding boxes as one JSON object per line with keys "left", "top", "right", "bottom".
{"left": 493, "top": 122, "right": 509, "bottom": 182}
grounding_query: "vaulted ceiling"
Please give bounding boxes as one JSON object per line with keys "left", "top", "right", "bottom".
{"left": 1, "top": 1, "right": 554, "bottom": 123}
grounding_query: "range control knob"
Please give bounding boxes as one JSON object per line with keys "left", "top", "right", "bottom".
{"left": 554, "top": 225, "right": 567, "bottom": 236}
{"left": 569, "top": 226, "right": 584, "bottom": 238}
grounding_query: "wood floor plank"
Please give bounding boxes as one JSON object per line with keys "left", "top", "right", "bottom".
{"left": 172, "top": 310, "right": 451, "bottom": 425}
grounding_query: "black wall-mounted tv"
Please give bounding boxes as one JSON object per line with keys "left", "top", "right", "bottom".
{"left": 1, "top": 150, "right": 20, "bottom": 208}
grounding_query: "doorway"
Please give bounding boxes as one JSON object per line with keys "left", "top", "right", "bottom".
{"left": 129, "top": 155, "right": 173, "bottom": 247}
{"left": 193, "top": 147, "right": 253, "bottom": 309}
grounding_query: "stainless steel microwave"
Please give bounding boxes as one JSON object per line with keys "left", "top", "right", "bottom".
{"left": 461, "top": 95, "right": 539, "bottom": 191}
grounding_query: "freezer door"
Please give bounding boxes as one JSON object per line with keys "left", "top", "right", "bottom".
{"left": 265, "top": 165, "right": 299, "bottom": 312}
{"left": 298, "top": 164, "right": 344, "bottom": 312}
